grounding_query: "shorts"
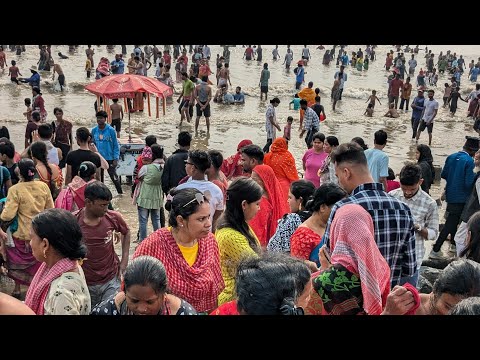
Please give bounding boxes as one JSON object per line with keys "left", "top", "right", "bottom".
{"left": 196, "top": 102, "right": 211, "bottom": 117}
{"left": 295, "top": 81, "right": 302, "bottom": 90}
{"left": 179, "top": 98, "right": 190, "bottom": 112}
{"left": 302, "top": 56, "right": 310, "bottom": 61}
{"left": 58, "top": 74, "right": 65, "bottom": 86}
{"left": 10, "top": 77, "right": 19, "bottom": 84}
{"left": 111, "top": 118, "right": 122, "bottom": 132}
{"left": 418, "top": 120, "right": 433, "bottom": 134}
{"left": 260, "top": 85, "right": 268, "bottom": 94}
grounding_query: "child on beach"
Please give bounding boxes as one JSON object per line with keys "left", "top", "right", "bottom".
{"left": 366, "top": 90, "right": 381, "bottom": 109}
{"left": 110, "top": 98, "right": 124, "bottom": 138}
{"left": 284, "top": 116, "right": 293, "bottom": 141}
{"left": 23, "top": 98, "right": 32, "bottom": 122}
{"left": 364, "top": 103, "right": 374, "bottom": 117}
{"left": 384, "top": 103, "right": 400, "bottom": 118}
{"left": 443, "top": 83, "right": 452, "bottom": 108}
{"left": 289, "top": 93, "right": 301, "bottom": 110}
{"left": 8, "top": 60, "right": 21, "bottom": 85}
{"left": 85, "top": 57, "right": 92, "bottom": 78}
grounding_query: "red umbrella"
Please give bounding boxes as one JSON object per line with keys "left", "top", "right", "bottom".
{"left": 85, "top": 74, "right": 174, "bottom": 141}
{"left": 84, "top": 73, "right": 173, "bottom": 100}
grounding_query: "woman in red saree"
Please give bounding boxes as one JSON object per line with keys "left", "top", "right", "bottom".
{"left": 133, "top": 188, "right": 224, "bottom": 313}
{"left": 220, "top": 139, "right": 252, "bottom": 180}
{"left": 55, "top": 161, "right": 97, "bottom": 212}
{"left": 263, "top": 138, "right": 299, "bottom": 202}
{"left": 249, "top": 164, "right": 289, "bottom": 247}
{"left": 310, "top": 204, "right": 391, "bottom": 315}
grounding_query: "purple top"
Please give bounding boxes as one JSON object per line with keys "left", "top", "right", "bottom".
{"left": 302, "top": 149, "right": 327, "bottom": 188}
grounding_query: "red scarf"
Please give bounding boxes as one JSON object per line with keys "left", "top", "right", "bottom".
{"left": 250, "top": 165, "right": 289, "bottom": 246}
{"left": 330, "top": 204, "right": 391, "bottom": 315}
{"left": 221, "top": 139, "right": 252, "bottom": 180}
{"left": 25, "top": 258, "right": 78, "bottom": 315}
{"left": 263, "top": 138, "right": 299, "bottom": 199}
{"left": 133, "top": 228, "right": 224, "bottom": 313}
{"left": 210, "top": 300, "right": 239, "bottom": 315}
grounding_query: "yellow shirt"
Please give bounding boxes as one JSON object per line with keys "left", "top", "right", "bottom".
{"left": 215, "top": 227, "right": 260, "bottom": 306}
{"left": 178, "top": 242, "right": 199, "bottom": 267}
{"left": 0, "top": 181, "right": 54, "bottom": 240}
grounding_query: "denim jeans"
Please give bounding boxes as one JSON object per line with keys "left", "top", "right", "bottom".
{"left": 399, "top": 270, "right": 419, "bottom": 288}
{"left": 138, "top": 206, "right": 161, "bottom": 242}
{"left": 88, "top": 276, "right": 121, "bottom": 309}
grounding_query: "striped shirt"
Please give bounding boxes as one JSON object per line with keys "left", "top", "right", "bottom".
{"left": 389, "top": 187, "right": 439, "bottom": 271}
{"left": 322, "top": 182, "right": 416, "bottom": 287}
{"left": 303, "top": 107, "right": 320, "bottom": 131}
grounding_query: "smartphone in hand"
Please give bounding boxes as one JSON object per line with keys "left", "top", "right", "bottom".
{"left": 322, "top": 246, "right": 332, "bottom": 264}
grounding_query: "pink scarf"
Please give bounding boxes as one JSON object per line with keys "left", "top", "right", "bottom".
{"left": 25, "top": 258, "right": 78, "bottom": 315}
{"left": 330, "top": 204, "right": 391, "bottom": 315}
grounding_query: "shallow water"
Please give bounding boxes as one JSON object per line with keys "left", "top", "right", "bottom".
{"left": 1, "top": 44, "right": 479, "bottom": 240}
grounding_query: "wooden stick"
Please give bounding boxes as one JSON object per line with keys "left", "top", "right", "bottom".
{"left": 147, "top": 93, "right": 151, "bottom": 117}
{"left": 162, "top": 96, "right": 166, "bottom": 115}
{"left": 156, "top": 96, "right": 159, "bottom": 118}
{"left": 123, "top": 97, "right": 128, "bottom": 115}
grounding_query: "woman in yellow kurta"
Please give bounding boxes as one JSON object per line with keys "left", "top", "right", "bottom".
{"left": 0, "top": 159, "right": 54, "bottom": 298}
{"left": 215, "top": 178, "right": 263, "bottom": 305}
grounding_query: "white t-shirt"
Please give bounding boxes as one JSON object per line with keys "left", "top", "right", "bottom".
{"left": 175, "top": 179, "right": 224, "bottom": 226}
{"left": 422, "top": 98, "right": 439, "bottom": 123}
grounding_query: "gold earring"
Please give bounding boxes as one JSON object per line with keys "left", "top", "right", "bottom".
{"left": 43, "top": 249, "right": 47, "bottom": 259}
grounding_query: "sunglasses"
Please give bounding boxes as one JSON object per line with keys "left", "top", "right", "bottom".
{"left": 182, "top": 193, "right": 206, "bottom": 208}
{"left": 184, "top": 160, "right": 196, "bottom": 167}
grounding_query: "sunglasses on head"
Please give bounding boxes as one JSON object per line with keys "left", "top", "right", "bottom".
{"left": 182, "top": 193, "right": 206, "bottom": 208}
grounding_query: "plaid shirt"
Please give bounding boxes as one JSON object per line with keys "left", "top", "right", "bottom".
{"left": 322, "top": 183, "right": 416, "bottom": 287}
{"left": 389, "top": 187, "right": 439, "bottom": 271}
{"left": 303, "top": 107, "right": 320, "bottom": 131}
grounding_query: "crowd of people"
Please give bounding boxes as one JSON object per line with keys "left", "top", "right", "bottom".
{"left": 1, "top": 44, "right": 480, "bottom": 316}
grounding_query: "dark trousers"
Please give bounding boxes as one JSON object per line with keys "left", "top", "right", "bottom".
{"left": 54, "top": 142, "right": 71, "bottom": 169}
{"left": 305, "top": 127, "right": 319, "bottom": 149}
{"left": 339, "top": 88, "right": 344, "bottom": 100}
{"left": 101, "top": 160, "right": 123, "bottom": 194}
{"left": 58, "top": 74, "right": 65, "bottom": 91}
{"left": 263, "top": 138, "right": 273, "bottom": 153}
{"left": 411, "top": 117, "right": 421, "bottom": 138}
{"left": 433, "top": 203, "right": 465, "bottom": 252}
{"left": 399, "top": 98, "right": 410, "bottom": 111}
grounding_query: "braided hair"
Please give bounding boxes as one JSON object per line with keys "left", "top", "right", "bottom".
{"left": 29, "top": 141, "right": 54, "bottom": 194}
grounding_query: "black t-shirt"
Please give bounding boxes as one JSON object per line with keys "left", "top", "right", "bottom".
{"left": 6, "top": 163, "right": 19, "bottom": 185}
{"left": 66, "top": 149, "right": 101, "bottom": 177}
{"left": 311, "top": 104, "right": 325, "bottom": 117}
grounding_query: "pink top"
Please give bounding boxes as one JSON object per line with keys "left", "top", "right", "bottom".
{"left": 302, "top": 149, "right": 327, "bottom": 188}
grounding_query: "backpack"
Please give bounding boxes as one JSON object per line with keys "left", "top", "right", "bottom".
{"left": 293, "top": 67, "right": 298, "bottom": 75}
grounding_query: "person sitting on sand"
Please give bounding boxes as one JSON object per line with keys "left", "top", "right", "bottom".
{"left": 384, "top": 103, "right": 400, "bottom": 118}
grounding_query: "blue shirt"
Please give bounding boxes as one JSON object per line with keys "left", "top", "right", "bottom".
{"left": 411, "top": 96, "right": 425, "bottom": 120}
{"left": 442, "top": 151, "right": 475, "bottom": 204}
{"left": 110, "top": 59, "right": 125, "bottom": 74}
{"left": 233, "top": 92, "right": 245, "bottom": 103}
{"left": 295, "top": 67, "right": 305, "bottom": 83}
{"left": 364, "top": 148, "right": 389, "bottom": 183}
{"left": 91, "top": 124, "right": 119, "bottom": 161}
{"left": 22, "top": 72, "right": 41, "bottom": 88}
{"left": 223, "top": 93, "right": 234, "bottom": 104}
